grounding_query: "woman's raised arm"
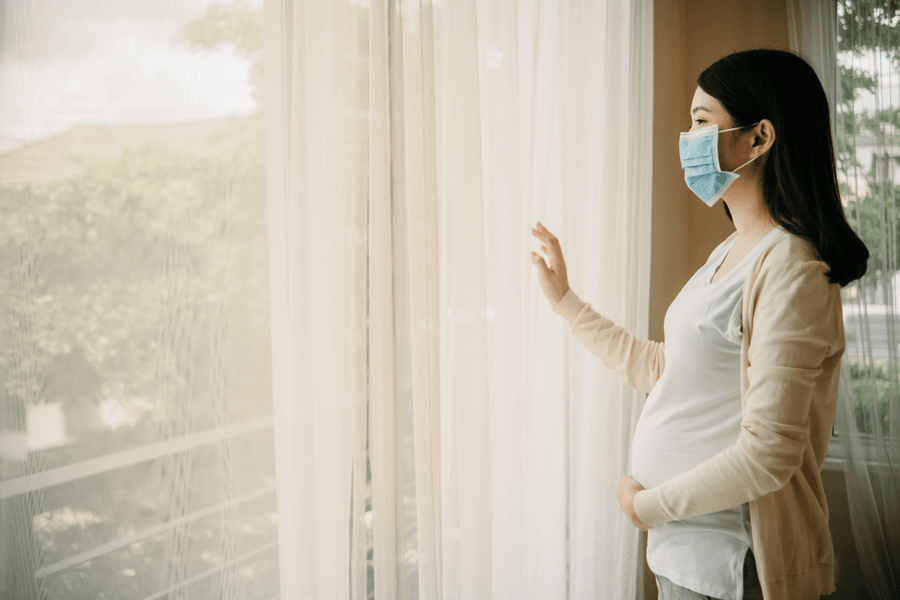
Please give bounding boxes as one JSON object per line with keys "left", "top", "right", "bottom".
{"left": 531, "top": 223, "right": 665, "bottom": 393}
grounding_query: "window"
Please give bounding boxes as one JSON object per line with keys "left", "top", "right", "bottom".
{"left": 836, "top": 0, "right": 900, "bottom": 443}
{"left": 0, "top": 2, "right": 279, "bottom": 598}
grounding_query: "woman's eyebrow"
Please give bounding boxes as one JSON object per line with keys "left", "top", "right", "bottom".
{"left": 691, "top": 106, "right": 711, "bottom": 114}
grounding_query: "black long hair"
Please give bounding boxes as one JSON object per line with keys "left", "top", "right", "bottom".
{"left": 698, "top": 48, "right": 868, "bottom": 287}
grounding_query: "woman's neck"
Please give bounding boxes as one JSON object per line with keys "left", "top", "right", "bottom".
{"left": 723, "top": 182, "right": 777, "bottom": 242}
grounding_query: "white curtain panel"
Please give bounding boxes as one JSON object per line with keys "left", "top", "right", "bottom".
{"left": 787, "top": 0, "right": 839, "bottom": 138}
{"left": 265, "top": 1, "right": 370, "bottom": 598}
{"left": 265, "top": 0, "right": 653, "bottom": 599}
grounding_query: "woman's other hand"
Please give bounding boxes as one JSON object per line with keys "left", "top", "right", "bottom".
{"left": 531, "top": 222, "right": 570, "bottom": 307}
{"left": 617, "top": 476, "right": 650, "bottom": 531}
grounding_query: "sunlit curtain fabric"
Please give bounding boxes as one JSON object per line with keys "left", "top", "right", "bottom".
{"left": 789, "top": 1, "right": 900, "bottom": 599}
{"left": 0, "top": 1, "right": 277, "bottom": 599}
{"left": 265, "top": 0, "right": 653, "bottom": 599}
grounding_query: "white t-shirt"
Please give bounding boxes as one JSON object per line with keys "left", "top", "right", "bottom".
{"left": 631, "top": 225, "right": 784, "bottom": 600}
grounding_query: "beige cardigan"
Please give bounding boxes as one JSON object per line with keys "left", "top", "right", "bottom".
{"left": 553, "top": 229, "right": 843, "bottom": 600}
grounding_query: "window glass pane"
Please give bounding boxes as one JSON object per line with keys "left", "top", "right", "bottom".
{"left": 836, "top": 1, "right": 900, "bottom": 440}
{"left": 0, "top": 1, "right": 278, "bottom": 598}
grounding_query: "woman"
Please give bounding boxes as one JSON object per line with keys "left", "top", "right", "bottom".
{"left": 531, "top": 49, "right": 868, "bottom": 600}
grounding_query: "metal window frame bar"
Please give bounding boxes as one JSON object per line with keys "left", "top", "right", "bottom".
{"left": 136, "top": 539, "right": 279, "bottom": 600}
{"left": 34, "top": 485, "right": 276, "bottom": 579}
{"left": 0, "top": 415, "right": 274, "bottom": 499}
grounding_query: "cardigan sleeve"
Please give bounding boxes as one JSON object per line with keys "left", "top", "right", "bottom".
{"left": 553, "top": 288, "right": 665, "bottom": 394}
{"left": 633, "top": 259, "right": 844, "bottom": 527}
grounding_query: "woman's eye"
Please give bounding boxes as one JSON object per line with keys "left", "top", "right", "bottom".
{"left": 694, "top": 119, "right": 706, "bottom": 125}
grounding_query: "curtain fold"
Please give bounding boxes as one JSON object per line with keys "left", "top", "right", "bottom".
{"left": 266, "top": 1, "right": 654, "bottom": 598}
{"left": 789, "top": 2, "right": 900, "bottom": 599}
{"left": 369, "top": 1, "right": 400, "bottom": 599}
{"left": 265, "top": 1, "right": 370, "bottom": 599}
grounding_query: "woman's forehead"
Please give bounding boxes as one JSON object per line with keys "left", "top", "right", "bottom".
{"left": 690, "top": 87, "right": 722, "bottom": 114}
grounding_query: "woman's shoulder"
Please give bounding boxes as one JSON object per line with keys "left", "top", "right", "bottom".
{"left": 749, "top": 229, "right": 836, "bottom": 295}
{"left": 753, "top": 228, "right": 821, "bottom": 268}
{"left": 744, "top": 229, "right": 844, "bottom": 353}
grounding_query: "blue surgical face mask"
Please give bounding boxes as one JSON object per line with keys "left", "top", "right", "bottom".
{"left": 679, "top": 123, "right": 760, "bottom": 206}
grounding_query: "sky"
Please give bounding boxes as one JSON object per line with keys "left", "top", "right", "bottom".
{"left": 0, "top": 0, "right": 262, "bottom": 153}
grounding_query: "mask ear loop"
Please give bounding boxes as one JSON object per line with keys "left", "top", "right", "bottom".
{"left": 732, "top": 154, "right": 759, "bottom": 173}
{"left": 724, "top": 121, "right": 763, "bottom": 174}
{"left": 720, "top": 121, "right": 762, "bottom": 133}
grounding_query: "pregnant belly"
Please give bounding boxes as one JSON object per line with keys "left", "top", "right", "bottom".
{"left": 630, "top": 412, "right": 741, "bottom": 490}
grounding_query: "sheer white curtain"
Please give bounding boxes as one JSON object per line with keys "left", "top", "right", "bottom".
{"left": 265, "top": 0, "right": 653, "bottom": 599}
{"left": 789, "top": 2, "right": 900, "bottom": 599}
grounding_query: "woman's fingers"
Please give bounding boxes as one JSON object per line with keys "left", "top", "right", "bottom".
{"left": 539, "top": 244, "right": 559, "bottom": 270}
{"left": 533, "top": 225, "right": 563, "bottom": 265}
{"left": 532, "top": 224, "right": 552, "bottom": 242}
{"left": 535, "top": 222, "right": 560, "bottom": 246}
{"left": 616, "top": 476, "right": 649, "bottom": 531}
{"left": 531, "top": 222, "right": 570, "bottom": 307}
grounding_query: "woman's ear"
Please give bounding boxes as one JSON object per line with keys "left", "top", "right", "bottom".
{"left": 753, "top": 119, "right": 776, "bottom": 154}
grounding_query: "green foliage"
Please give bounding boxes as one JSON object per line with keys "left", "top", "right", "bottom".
{"left": 0, "top": 116, "right": 267, "bottom": 419}
{"left": 176, "top": 1, "right": 263, "bottom": 57}
{"left": 835, "top": 1, "right": 900, "bottom": 307}
{"left": 838, "top": 0, "right": 900, "bottom": 58}
{"left": 840, "top": 64, "right": 876, "bottom": 107}
{"left": 846, "top": 360, "right": 897, "bottom": 437}
{"left": 844, "top": 182, "right": 900, "bottom": 292}
{"left": 805, "top": 2, "right": 900, "bottom": 441}
{"left": 176, "top": 1, "right": 264, "bottom": 102}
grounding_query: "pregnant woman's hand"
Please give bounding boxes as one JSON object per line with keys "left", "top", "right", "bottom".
{"left": 531, "top": 222, "right": 570, "bottom": 307}
{"left": 617, "top": 476, "right": 650, "bottom": 531}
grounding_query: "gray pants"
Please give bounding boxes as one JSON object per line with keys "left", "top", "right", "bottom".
{"left": 654, "top": 549, "right": 764, "bottom": 600}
